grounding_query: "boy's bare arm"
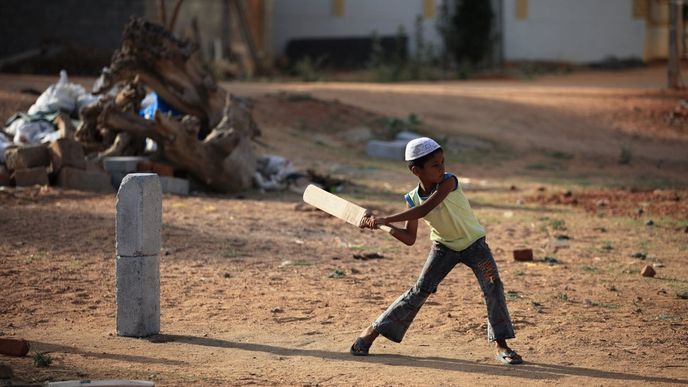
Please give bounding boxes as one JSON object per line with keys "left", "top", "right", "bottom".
{"left": 388, "top": 218, "right": 418, "bottom": 246}
{"left": 362, "top": 203, "right": 419, "bottom": 245}
{"left": 376, "top": 177, "right": 455, "bottom": 225}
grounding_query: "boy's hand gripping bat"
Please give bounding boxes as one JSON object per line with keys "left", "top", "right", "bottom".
{"left": 303, "top": 184, "right": 392, "bottom": 233}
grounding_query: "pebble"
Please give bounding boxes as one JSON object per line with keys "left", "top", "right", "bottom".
{"left": 645, "top": 219, "right": 654, "bottom": 226}
{"left": 641, "top": 265, "right": 656, "bottom": 278}
{"left": 652, "top": 262, "right": 665, "bottom": 268}
{"left": 223, "top": 272, "right": 231, "bottom": 278}
{"left": 271, "top": 307, "right": 284, "bottom": 314}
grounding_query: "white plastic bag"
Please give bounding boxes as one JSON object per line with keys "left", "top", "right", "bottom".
{"left": 8, "top": 118, "right": 58, "bottom": 144}
{"left": 254, "top": 155, "right": 297, "bottom": 191}
{"left": 0, "top": 132, "right": 12, "bottom": 163}
{"left": 28, "top": 70, "right": 96, "bottom": 115}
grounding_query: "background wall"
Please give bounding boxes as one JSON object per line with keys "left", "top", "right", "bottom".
{"left": 0, "top": 0, "right": 146, "bottom": 59}
{"left": 502, "top": 0, "right": 646, "bottom": 63}
{"left": 272, "top": 0, "right": 443, "bottom": 61}
{"left": 0, "top": 0, "right": 241, "bottom": 74}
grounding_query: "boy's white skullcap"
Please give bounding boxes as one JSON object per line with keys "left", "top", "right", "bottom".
{"left": 405, "top": 137, "right": 441, "bottom": 161}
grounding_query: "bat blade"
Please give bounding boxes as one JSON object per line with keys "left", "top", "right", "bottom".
{"left": 303, "top": 185, "right": 392, "bottom": 233}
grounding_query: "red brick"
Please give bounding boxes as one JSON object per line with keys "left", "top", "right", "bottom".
{"left": 0, "top": 338, "right": 29, "bottom": 357}
{"left": 137, "top": 160, "right": 174, "bottom": 176}
{"left": 0, "top": 165, "right": 10, "bottom": 186}
{"left": 58, "top": 167, "right": 114, "bottom": 193}
{"left": 12, "top": 167, "right": 48, "bottom": 186}
{"left": 513, "top": 249, "right": 534, "bottom": 262}
{"left": 4, "top": 144, "right": 50, "bottom": 170}
{"left": 48, "top": 139, "right": 86, "bottom": 171}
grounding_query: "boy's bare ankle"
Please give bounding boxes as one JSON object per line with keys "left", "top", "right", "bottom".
{"left": 494, "top": 339, "right": 511, "bottom": 351}
{"left": 359, "top": 326, "right": 379, "bottom": 344}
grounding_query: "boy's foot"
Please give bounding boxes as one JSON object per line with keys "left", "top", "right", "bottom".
{"left": 495, "top": 348, "right": 523, "bottom": 364}
{"left": 495, "top": 339, "right": 522, "bottom": 364}
{"left": 350, "top": 337, "right": 371, "bottom": 356}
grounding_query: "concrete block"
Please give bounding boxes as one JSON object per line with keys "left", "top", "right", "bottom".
{"left": 338, "top": 126, "right": 372, "bottom": 146}
{"left": 137, "top": 160, "right": 174, "bottom": 177}
{"left": 116, "top": 173, "right": 161, "bottom": 257}
{"left": 365, "top": 140, "right": 407, "bottom": 160}
{"left": 4, "top": 144, "right": 50, "bottom": 170}
{"left": 58, "top": 167, "right": 114, "bottom": 193}
{"left": 159, "top": 176, "right": 189, "bottom": 195}
{"left": 12, "top": 167, "right": 48, "bottom": 186}
{"left": 105, "top": 157, "right": 150, "bottom": 189}
{"left": 103, "top": 156, "right": 149, "bottom": 173}
{"left": 48, "top": 139, "right": 86, "bottom": 171}
{"left": 395, "top": 131, "right": 422, "bottom": 142}
{"left": 116, "top": 254, "right": 160, "bottom": 337}
{"left": 110, "top": 171, "right": 128, "bottom": 190}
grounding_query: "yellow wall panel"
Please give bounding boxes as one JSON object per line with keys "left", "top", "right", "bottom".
{"left": 332, "top": 0, "right": 345, "bottom": 17}
{"left": 633, "top": 0, "right": 649, "bottom": 19}
{"left": 516, "top": 0, "right": 528, "bottom": 20}
{"left": 423, "top": 0, "right": 435, "bottom": 18}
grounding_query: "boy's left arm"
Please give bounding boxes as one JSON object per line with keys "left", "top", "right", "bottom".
{"left": 374, "top": 177, "right": 455, "bottom": 226}
{"left": 361, "top": 203, "right": 418, "bottom": 245}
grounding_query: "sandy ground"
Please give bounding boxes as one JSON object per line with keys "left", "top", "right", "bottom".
{"left": 1, "top": 66, "right": 688, "bottom": 386}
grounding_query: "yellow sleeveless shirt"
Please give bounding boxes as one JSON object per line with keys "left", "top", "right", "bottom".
{"left": 405, "top": 173, "right": 485, "bottom": 252}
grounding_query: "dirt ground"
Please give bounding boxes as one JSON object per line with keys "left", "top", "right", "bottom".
{"left": 1, "top": 65, "right": 688, "bottom": 386}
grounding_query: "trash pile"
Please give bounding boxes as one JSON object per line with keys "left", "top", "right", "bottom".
{"left": 0, "top": 18, "right": 303, "bottom": 195}
{"left": 0, "top": 70, "right": 198, "bottom": 194}
{"left": 0, "top": 70, "right": 116, "bottom": 192}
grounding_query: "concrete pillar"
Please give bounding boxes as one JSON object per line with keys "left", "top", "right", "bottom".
{"left": 115, "top": 173, "right": 162, "bottom": 337}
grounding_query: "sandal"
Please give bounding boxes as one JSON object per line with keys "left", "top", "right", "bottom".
{"left": 495, "top": 349, "right": 523, "bottom": 365}
{"left": 350, "top": 337, "right": 371, "bottom": 356}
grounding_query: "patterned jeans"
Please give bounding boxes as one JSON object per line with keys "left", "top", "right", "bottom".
{"left": 372, "top": 237, "right": 515, "bottom": 343}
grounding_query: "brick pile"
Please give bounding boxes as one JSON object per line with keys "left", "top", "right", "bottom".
{"left": 2, "top": 139, "right": 112, "bottom": 192}
{"left": 2, "top": 142, "right": 190, "bottom": 195}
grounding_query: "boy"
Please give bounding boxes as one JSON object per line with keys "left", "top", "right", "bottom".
{"left": 351, "top": 137, "right": 522, "bottom": 365}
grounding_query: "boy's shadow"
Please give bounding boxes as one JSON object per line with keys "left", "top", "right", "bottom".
{"left": 153, "top": 334, "right": 688, "bottom": 384}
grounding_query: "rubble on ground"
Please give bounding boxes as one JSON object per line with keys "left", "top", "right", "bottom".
{"left": 0, "top": 18, "right": 282, "bottom": 195}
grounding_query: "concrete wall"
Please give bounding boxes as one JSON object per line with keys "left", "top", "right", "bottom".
{"left": 0, "top": 0, "right": 145, "bottom": 59}
{"left": 0, "top": 0, "right": 237, "bottom": 71}
{"left": 272, "top": 0, "right": 444, "bottom": 58}
{"left": 502, "top": 0, "right": 646, "bottom": 63}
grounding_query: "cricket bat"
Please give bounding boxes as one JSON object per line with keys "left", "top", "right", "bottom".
{"left": 303, "top": 184, "right": 392, "bottom": 233}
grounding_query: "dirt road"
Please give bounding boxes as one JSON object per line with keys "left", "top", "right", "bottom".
{"left": 1, "top": 67, "right": 687, "bottom": 386}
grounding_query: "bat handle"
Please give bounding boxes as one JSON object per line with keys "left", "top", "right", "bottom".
{"left": 379, "top": 225, "right": 393, "bottom": 233}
